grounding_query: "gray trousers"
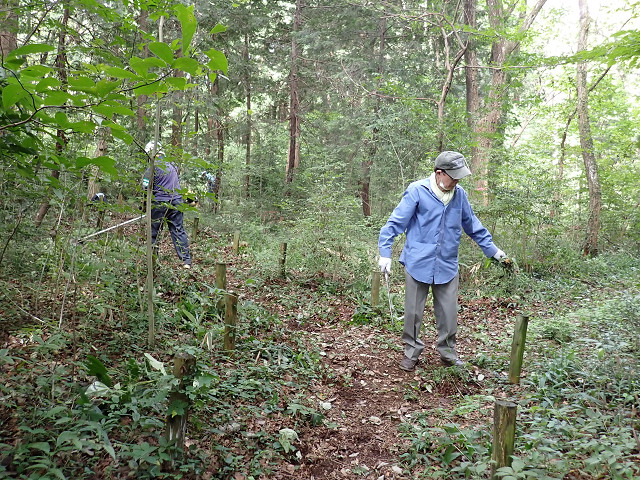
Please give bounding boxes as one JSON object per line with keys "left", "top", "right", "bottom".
{"left": 403, "top": 269, "right": 459, "bottom": 362}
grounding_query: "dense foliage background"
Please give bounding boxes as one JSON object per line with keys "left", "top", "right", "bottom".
{"left": 1, "top": 0, "right": 639, "bottom": 478}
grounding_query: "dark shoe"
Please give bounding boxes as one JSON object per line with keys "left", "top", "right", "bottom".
{"left": 399, "top": 357, "right": 418, "bottom": 371}
{"left": 441, "top": 357, "right": 464, "bottom": 367}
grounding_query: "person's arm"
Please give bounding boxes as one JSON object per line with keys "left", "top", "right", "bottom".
{"left": 459, "top": 188, "right": 499, "bottom": 258}
{"left": 378, "top": 186, "right": 420, "bottom": 258}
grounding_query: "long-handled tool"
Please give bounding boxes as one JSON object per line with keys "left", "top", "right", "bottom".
{"left": 383, "top": 271, "right": 395, "bottom": 320}
{"left": 76, "top": 214, "right": 146, "bottom": 244}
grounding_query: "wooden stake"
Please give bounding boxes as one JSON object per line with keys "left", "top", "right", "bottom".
{"left": 490, "top": 400, "right": 517, "bottom": 479}
{"left": 232, "top": 230, "right": 240, "bottom": 254}
{"left": 215, "top": 262, "right": 227, "bottom": 309}
{"left": 279, "top": 242, "right": 287, "bottom": 278}
{"left": 224, "top": 292, "right": 238, "bottom": 352}
{"left": 371, "top": 270, "right": 380, "bottom": 307}
{"left": 509, "top": 314, "right": 529, "bottom": 384}
{"left": 117, "top": 194, "right": 124, "bottom": 237}
{"left": 165, "top": 352, "right": 196, "bottom": 450}
{"left": 192, "top": 216, "right": 199, "bottom": 240}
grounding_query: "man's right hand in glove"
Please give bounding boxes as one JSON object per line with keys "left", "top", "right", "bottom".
{"left": 378, "top": 257, "right": 392, "bottom": 275}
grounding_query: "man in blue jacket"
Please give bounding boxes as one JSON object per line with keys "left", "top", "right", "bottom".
{"left": 378, "top": 151, "right": 507, "bottom": 371}
{"left": 142, "top": 141, "right": 192, "bottom": 269}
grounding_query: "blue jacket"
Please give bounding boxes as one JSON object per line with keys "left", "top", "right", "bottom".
{"left": 378, "top": 178, "right": 498, "bottom": 284}
{"left": 143, "top": 158, "right": 182, "bottom": 202}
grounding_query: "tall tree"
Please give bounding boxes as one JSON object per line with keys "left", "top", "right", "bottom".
{"left": 361, "top": 12, "right": 387, "bottom": 217}
{"left": 0, "top": 0, "right": 18, "bottom": 58}
{"left": 285, "top": 0, "right": 302, "bottom": 184}
{"left": 577, "top": 0, "right": 601, "bottom": 256}
{"left": 243, "top": 31, "right": 252, "bottom": 195}
{"left": 34, "top": 0, "right": 70, "bottom": 228}
{"left": 471, "top": 0, "right": 547, "bottom": 203}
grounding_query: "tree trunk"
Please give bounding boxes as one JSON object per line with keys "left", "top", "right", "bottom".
{"left": 35, "top": 2, "right": 70, "bottom": 228}
{"left": 172, "top": 68, "right": 184, "bottom": 148}
{"left": 243, "top": 32, "right": 252, "bottom": 196}
{"left": 0, "top": 0, "right": 18, "bottom": 59}
{"left": 435, "top": 7, "right": 467, "bottom": 151}
{"left": 362, "top": 13, "right": 387, "bottom": 218}
{"left": 86, "top": 130, "right": 109, "bottom": 200}
{"left": 464, "top": 0, "right": 479, "bottom": 162}
{"left": 577, "top": 0, "right": 601, "bottom": 257}
{"left": 285, "top": 0, "right": 302, "bottom": 184}
{"left": 136, "top": 10, "right": 150, "bottom": 139}
{"left": 471, "top": 0, "right": 547, "bottom": 204}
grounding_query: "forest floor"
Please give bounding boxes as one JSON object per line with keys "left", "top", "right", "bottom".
{"left": 191, "top": 237, "right": 533, "bottom": 480}
{"left": 0, "top": 225, "right": 567, "bottom": 480}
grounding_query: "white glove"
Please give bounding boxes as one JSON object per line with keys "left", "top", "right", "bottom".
{"left": 378, "top": 257, "right": 392, "bottom": 275}
{"left": 493, "top": 248, "right": 507, "bottom": 261}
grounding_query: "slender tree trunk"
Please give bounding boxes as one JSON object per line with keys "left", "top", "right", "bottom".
{"left": 86, "top": 129, "right": 109, "bottom": 200}
{"left": 35, "top": 2, "right": 70, "bottom": 228}
{"left": 464, "top": 0, "right": 479, "bottom": 161}
{"left": 362, "top": 14, "right": 387, "bottom": 217}
{"left": 285, "top": 0, "right": 302, "bottom": 184}
{"left": 172, "top": 67, "right": 184, "bottom": 148}
{"left": 435, "top": 6, "right": 467, "bottom": 151}
{"left": 577, "top": 0, "right": 601, "bottom": 257}
{"left": 243, "top": 32, "right": 252, "bottom": 196}
{"left": 0, "top": 0, "right": 18, "bottom": 59}
{"left": 471, "top": 0, "right": 547, "bottom": 204}
{"left": 136, "top": 10, "right": 149, "bottom": 138}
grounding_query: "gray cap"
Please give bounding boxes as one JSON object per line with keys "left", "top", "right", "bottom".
{"left": 434, "top": 151, "right": 471, "bottom": 180}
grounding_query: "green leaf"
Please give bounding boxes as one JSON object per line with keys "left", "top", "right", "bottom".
{"left": 109, "top": 127, "right": 133, "bottom": 144}
{"left": 84, "top": 355, "right": 113, "bottom": 387}
{"left": 205, "top": 48, "right": 228, "bottom": 74}
{"left": 2, "top": 83, "right": 29, "bottom": 109}
{"left": 130, "top": 56, "right": 150, "bottom": 76}
{"left": 27, "top": 442, "right": 51, "bottom": 453}
{"left": 68, "top": 120, "right": 96, "bottom": 133}
{"left": 95, "top": 79, "right": 120, "bottom": 97}
{"left": 210, "top": 23, "right": 226, "bottom": 35}
{"left": 174, "top": 4, "right": 197, "bottom": 52}
{"left": 76, "top": 155, "right": 117, "bottom": 176}
{"left": 165, "top": 76, "right": 187, "bottom": 90}
{"left": 92, "top": 103, "right": 134, "bottom": 117}
{"left": 149, "top": 41, "right": 174, "bottom": 65}
{"left": 173, "top": 57, "right": 200, "bottom": 76}
{"left": 68, "top": 76, "right": 96, "bottom": 94}
{"left": 102, "top": 66, "right": 139, "bottom": 80}
{"left": 20, "top": 65, "right": 54, "bottom": 78}
{"left": 44, "top": 91, "right": 73, "bottom": 106}
{"left": 144, "top": 353, "right": 166, "bottom": 374}
{"left": 8, "top": 44, "right": 55, "bottom": 57}
{"left": 35, "top": 77, "right": 62, "bottom": 92}
{"left": 54, "top": 111, "right": 70, "bottom": 128}
{"left": 133, "top": 81, "right": 166, "bottom": 96}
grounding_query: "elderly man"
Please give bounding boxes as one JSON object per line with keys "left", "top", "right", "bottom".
{"left": 378, "top": 151, "right": 507, "bottom": 371}
{"left": 142, "top": 141, "right": 192, "bottom": 269}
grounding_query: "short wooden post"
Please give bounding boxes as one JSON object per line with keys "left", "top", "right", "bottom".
{"left": 279, "top": 242, "right": 287, "bottom": 279}
{"left": 509, "top": 314, "right": 529, "bottom": 384}
{"left": 371, "top": 271, "right": 381, "bottom": 307}
{"left": 215, "top": 262, "right": 227, "bottom": 310}
{"left": 192, "top": 217, "right": 199, "bottom": 240}
{"left": 96, "top": 209, "right": 105, "bottom": 229}
{"left": 490, "top": 400, "right": 517, "bottom": 479}
{"left": 165, "top": 353, "right": 196, "bottom": 450}
{"left": 117, "top": 194, "right": 124, "bottom": 237}
{"left": 232, "top": 230, "right": 240, "bottom": 254}
{"left": 224, "top": 292, "right": 238, "bottom": 352}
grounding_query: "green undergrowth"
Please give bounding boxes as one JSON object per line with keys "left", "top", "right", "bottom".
{"left": 397, "top": 290, "right": 640, "bottom": 479}
{"left": 0, "top": 272, "right": 328, "bottom": 479}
